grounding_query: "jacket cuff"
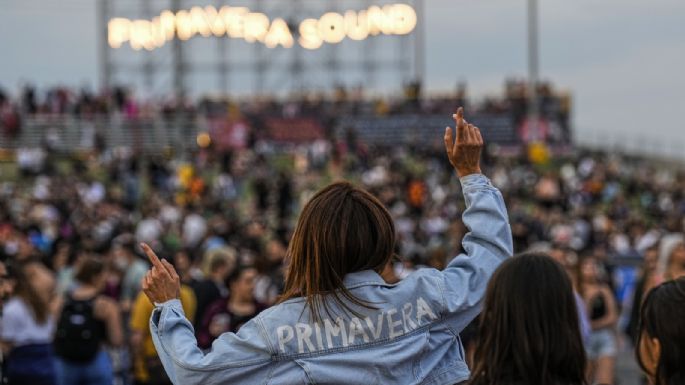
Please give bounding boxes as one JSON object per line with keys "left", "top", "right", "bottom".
{"left": 459, "top": 173, "right": 491, "bottom": 191}
{"left": 151, "top": 299, "right": 184, "bottom": 330}
{"left": 154, "top": 298, "right": 183, "bottom": 309}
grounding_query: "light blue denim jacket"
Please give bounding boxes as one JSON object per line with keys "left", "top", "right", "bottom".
{"left": 150, "top": 173, "right": 513, "bottom": 385}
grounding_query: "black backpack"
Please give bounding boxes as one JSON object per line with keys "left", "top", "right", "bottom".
{"left": 54, "top": 294, "right": 104, "bottom": 362}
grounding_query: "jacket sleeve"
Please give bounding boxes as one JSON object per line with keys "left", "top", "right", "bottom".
{"left": 150, "top": 299, "right": 273, "bottom": 385}
{"left": 437, "top": 173, "right": 513, "bottom": 332}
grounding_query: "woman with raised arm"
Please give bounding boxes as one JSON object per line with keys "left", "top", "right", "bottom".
{"left": 140, "top": 108, "right": 513, "bottom": 385}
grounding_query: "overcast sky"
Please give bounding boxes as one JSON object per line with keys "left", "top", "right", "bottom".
{"left": 1, "top": 0, "right": 684, "bottom": 158}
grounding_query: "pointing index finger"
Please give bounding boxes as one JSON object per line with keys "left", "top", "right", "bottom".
{"left": 141, "top": 243, "right": 164, "bottom": 270}
{"left": 455, "top": 106, "right": 464, "bottom": 124}
{"left": 452, "top": 107, "right": 466, "bottom": 142}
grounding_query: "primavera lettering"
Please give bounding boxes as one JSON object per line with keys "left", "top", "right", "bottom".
{"left": 276, "top": 297, "right": 437, "bottom": 354}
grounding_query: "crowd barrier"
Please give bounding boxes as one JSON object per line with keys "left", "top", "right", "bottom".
{"left": 0, "top": 115, "right": 201, "bottom": 154}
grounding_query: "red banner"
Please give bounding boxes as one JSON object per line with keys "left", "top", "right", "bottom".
{"left": 209, "top": 119, "right": 250, "bottom": 150}
{"left": 265, "top": 118, "right": 323, "bottom": 143}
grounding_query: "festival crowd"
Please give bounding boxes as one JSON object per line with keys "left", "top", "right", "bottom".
{"left": 0, "top": 84, "right": 684, "bottom": 385}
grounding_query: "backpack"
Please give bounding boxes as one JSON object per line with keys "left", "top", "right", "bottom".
{"left": 54, "top": 294, "right": 104, "bottom": 362}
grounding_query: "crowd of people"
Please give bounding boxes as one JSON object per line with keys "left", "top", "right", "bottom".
{"left": 0, "top": 79, "right": 570, "bottom": 138}
{"left": 0, "top": 86, "right": 683, "bottom": 385}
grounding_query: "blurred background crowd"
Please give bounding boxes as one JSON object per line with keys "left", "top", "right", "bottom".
{"left": 0, "top": 78, "right": 567, "bottom": 117}
{"left": 0, "top": 83, "right": 684, "bottom": 385}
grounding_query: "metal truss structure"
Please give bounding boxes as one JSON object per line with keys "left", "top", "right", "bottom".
{"left": 98, "top": 0, "right": 425, "bottom": 98}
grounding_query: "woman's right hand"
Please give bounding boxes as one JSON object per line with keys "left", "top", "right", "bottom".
{"left": 140, "top": 243, "right": 181, "bottom": 304}
{"left": 444, "top": 107, "right": 484, "bottom": 177}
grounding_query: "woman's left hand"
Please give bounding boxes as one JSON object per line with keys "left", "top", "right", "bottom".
{"left": 140, "top": 243, "right": 181, "bottom": 304}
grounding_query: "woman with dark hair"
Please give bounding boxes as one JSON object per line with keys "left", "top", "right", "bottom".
{"left": 627, "top": 245, "right": 659, "bottom": 345}
{"left": 197, "top": 265, "right": 266, "bottom": 350}
{"left": 469, "top": 253, "right": 587, "bottom": 385}
{"left": 53, "top": 256, "right": 124, "bottom": 385}
{"left": 577, "top": 255, "right": 619, "bottom": 385}
{"left": 0, "top": 261, "right": 58, "bottom": 385}
{"left": 636, "top": 277, "right": 685, "bottom": 385}
{"left": 139, "top": 108, "right": 514, "bottom": 385}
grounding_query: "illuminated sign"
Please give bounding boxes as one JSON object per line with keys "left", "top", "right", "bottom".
{"left": 108, "top": 3, "right": 416, "bottom": 51}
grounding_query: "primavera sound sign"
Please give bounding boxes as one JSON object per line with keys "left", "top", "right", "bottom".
{"left": 108, "top": 3, "right": 417, "bottom": 51}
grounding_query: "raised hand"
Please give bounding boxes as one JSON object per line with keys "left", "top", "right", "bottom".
{"left": 444, "top": 107, "right": 483, "bottom": 177}
{"left": 140, "top": 243, "right": 181, "bottom": 304}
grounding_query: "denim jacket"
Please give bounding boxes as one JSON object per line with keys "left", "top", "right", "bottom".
{"left": 150, "top": 174, "right": 513, "bottom": 385}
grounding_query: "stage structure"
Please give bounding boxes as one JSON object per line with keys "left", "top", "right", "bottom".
{"left": 98, "top": 0, "right": 425, "bottom": 98}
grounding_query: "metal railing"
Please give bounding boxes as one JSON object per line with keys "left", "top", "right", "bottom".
{"left": 1, "top": 115, "right": 202, "bottom": 154}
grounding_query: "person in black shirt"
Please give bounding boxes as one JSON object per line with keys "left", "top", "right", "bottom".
{"left": 54, "top": 256, "right": 124, "bottom": 385}
{"left": 191, "top": 247, "right": 235, "bottom": 331}
{"left": 196, "top": 266, "right": 266, "bottom": 350}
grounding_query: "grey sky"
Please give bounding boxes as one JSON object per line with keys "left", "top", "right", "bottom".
{"left": 1, "top": 0, "right": 684, "bottom": 158}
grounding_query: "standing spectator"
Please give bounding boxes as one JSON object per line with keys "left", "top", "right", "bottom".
{"left": 0, "top": 260, "right": 11, "bottom": 381}
{"left": 182, "top": 211, "right": 207, "bottom": 248}
{"left": 129, "top": 255, "right": 196, "bottom": 385}
{"left": 111, "top": 236, "right": 148, "bottom": 313}
{"left": 635, "top": 277, "right": 685, "bottom": 385}
{"left": 135, "top": 212, "right": 163, "bottom": 250}
{"left": 627, "top": 245, "right": 659, "bottom": 345}
{"left": 276, "top": 171, "right": 294, "bottom": 222}
{"left": 54, "top": 256, "right": 124, "bottom": 385}
{"left": 51, "top": 241, "right": 78, "bottom": 295}
{"left": 578, "top": 255, "right": 619, "bottom": 385}
{"left": 548, "top": 247, "right": 591, "bottom": 343}
{"left": 469, "top": 254, "right": 586, "bottom": 385}
{"left": 191, "top": 247, "right": 235, "bottom": 330}
{"left": 657, "top": 235, "right": 685, "bottom": 282}
{"left": 0, "top": 260, "right": 11, "bottom": 314}
{"left": 174, "top": 249, "right": 200, "bottom": 287}
{"left": 1, "top": 261, "right": 58, "bottom": 385}
{"left": 253, "top": 239, "right": 286, "bottom": 306}
{"left": 196, "top": 266, "right": 265, "bottom": 350}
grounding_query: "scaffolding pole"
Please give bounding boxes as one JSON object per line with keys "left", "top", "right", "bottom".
{"left": 527, "top": 0, "right": 540, "bottom": 141}
{"left": 97, "top": 0, "right": 110, "bottom": 91}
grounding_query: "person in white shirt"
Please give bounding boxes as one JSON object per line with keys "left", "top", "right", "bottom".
{"left": 1, "top": 261, "right": 58, "bottom": 385}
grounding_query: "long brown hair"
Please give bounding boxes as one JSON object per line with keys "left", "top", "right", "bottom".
{"left": 12, "top": 261, "right": 51, "bottom": 324}
{"left": 279, "top": 181, "right": 395, "bottom": 322}
{"left": 470, "top": 253, "right": 587, "bottom": 385}
{"left": 575, "top": 254, "right": 599, "bottom": 295}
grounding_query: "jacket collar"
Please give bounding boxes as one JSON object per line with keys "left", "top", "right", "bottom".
{"left": 342, "top": 269, "right": 387, "bottom": 288}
